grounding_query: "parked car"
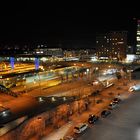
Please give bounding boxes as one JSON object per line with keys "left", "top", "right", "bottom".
{"left": 108, "top": 102, "right": 118, "bottom": 110}
{"left": 74, "top": 123, "right": 88, "bottom": 134}
{"left": 128, "top": 85, "right": 140, "bottom": 92}
{"left": 112, "top": 98, "right": 121, "bottom": 104}
{"left": 64, "top": 136, "right": 75, "bottom": 140}
{"left": 88, "top": 114, "right": 99, "bottom": 124}
{"left": 128, "top": 87, "right": 134, "bottom": 92}
{"left": 101, "top": 110, "right": 111, "bottom": 118}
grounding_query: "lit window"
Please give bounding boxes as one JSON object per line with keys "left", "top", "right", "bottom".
{"left": 137, "top": 37, "right": 140, "bottom": 41}
{"left": 117, "top": 42, "right": 124, "bottom": 44}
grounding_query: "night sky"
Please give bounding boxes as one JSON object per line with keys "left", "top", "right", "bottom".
{"left": 0, "top": 2, "right": 139, "bottom": 48}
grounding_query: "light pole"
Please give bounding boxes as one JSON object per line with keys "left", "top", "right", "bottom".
{"left": 93, "top": 92, "right": 96, "bottom": 105}
{"left": 128, "top": 70, "right": 132, "bottom": 82}
{"left": 37, "top": 72, "right": 42, "bottom": 95}
{"left": 67, "top": 104, "right": 70, "bottom": 121}
{"left": 86, "top": 68, "right": 89, "bottom": 80}
{"left": 24, "top": 85, "right": 27, "bottom": 93}
{"left": 78, "top": 101, "right": 80, "bottom": 114}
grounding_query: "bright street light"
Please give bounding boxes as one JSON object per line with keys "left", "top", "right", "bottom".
{"left": 86, "top": 69, "right": 89, "bottom": 72}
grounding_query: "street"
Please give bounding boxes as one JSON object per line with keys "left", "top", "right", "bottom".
{"left": 78, "top": 90, "right": 140, "bottom": 140}
{"left": 0, "top": 62, "right": 135, "bottom": 140}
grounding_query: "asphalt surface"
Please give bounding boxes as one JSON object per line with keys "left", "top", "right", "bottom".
{"left": 77, "top": 91, "right": 140, "bottom": 140}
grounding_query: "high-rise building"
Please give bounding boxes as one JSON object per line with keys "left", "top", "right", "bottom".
{"left": 96, "top": 31, "right": 127, "bottom": 61}
{"left": 136, "top": 20, "right": 140, "bottom": 54}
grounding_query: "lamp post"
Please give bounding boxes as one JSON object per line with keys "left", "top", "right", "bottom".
{"left": 78, "top": 101, "right": 80, "bottom": 114}
{"left": 67, "top": 104, "right": 70, "bottom": 121}
{"left": 86, "top": 68, "right": 89, "bottom": 80}
{"left": 93, "top": 92, "right": 96, "bottom": 105}
{"left": 128, "top": 70, "right": 132, "bottom": 82}
{"left": 24, "top": 85, "right": 27, "bottom": 93}
{"left": 37, "top": 72, "right": 42, "bottom": 95}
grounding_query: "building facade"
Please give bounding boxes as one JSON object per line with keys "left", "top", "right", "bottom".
{"left": 34, "top": 48, "right": 63, "bottom": 57}
{"left": 136, "top": 20, "right": 140, "bottom": 54}
{"left": 96, "top": 31, "right": 127, "bottom": 61}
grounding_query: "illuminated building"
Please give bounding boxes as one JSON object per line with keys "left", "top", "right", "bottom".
{"left": 136, "top": 20, "right": 140, "bottom": 54}
{"left": 34, "top": 48, "right": 63, "bottom": 57}
{"left": 127, "top": 45, "right": 134, "bottom": 54}
{"left": 96, "top": 31, "right": 127, "bottom": 61}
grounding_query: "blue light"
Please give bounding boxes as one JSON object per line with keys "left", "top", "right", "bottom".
{"left": 10, "top": 57, "right": 14, "bottom": 69}
{"left": 35, "top": 57, "right": 39, "bottom": 70}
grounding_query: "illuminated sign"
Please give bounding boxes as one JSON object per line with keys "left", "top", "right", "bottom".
{"left": 35, "top": 57, "right": 39, "bottom": 70}
{"left": 10, "top": 57, "right": 14, "bottom": 69}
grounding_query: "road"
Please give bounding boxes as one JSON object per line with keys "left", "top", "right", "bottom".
{"left": 77, "top": 91, "right": 140, "bottom": 140}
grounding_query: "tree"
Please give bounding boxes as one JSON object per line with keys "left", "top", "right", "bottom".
{"left": 116, "top": 72, "right": 122, "bottom": 80}
{"left": 122, "top": 66, "right": 127, "bottom": 73}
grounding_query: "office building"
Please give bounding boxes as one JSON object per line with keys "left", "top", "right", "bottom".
{"left": 136, "top": 20, "right": 140, "bottom": 54}
{"left": 96, "top": 31, "right": 127, "bottom": 61}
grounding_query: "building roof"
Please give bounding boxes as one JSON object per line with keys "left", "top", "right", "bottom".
{"left": 0, "top": 106, "right": 9, "bottom": 112}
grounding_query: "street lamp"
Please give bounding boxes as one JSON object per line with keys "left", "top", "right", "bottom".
{"left": 63, "top": 97, "right": 66, "bottom": 101}
{"left": 67, "top": 104, "right": 70, "bottom": 121}
{"left": 94, "top": 67, "right": 99, "bottom": 78}
{"left": 37, "top": 72, "right": 42, "bottom": 95}
{"left": 129, "top": 71, "right": 132, "bottom": 81}
{"left": 95, "top": 67, "right": 98, "bottom": 70}
{"left": 24, "top": 85, "right": 27, "bottom": 93}
{"left": 78, "top": 101, "right": 80, "bottom": 114}
{"left": 52, "top": 97, "right": 56, "bottom": 102}
{"left": 33, "top": 79, "right": 36, "bottom": 84}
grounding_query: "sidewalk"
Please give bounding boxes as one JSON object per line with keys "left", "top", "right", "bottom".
{"left": 40, "top": 78, "right": 135, "bottom": 140}
{"left": 42, "top": 122, "right": 73, "bottom": 140}
{"left": 40, "top": 99, "right": 111, "bottom": 140}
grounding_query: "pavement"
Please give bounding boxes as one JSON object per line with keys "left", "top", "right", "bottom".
{"left": 42, "top": 122, "right": 73, "bottom": 140}
{"left": 39, "top": 78, "right": 137, "bottom": 140}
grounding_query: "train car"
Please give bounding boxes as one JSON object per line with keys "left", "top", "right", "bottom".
{"left": 0, "top": 107, "right": 13, "bottom": 124}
